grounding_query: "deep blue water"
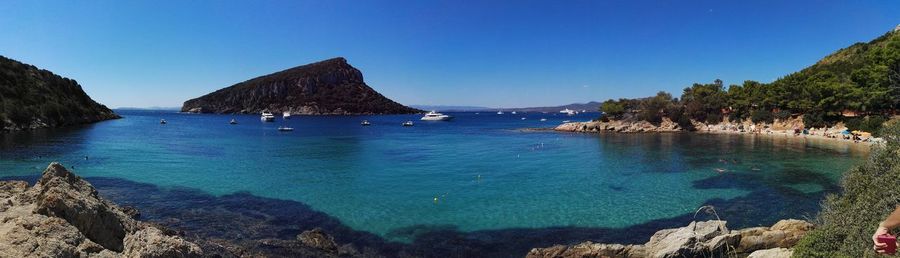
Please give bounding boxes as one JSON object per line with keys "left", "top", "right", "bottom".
{"left": 0, "top": 110, "right": 867, "bottom": 256}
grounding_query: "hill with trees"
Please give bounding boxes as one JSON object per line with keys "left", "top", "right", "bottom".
{"left": 600, "top": 27, "right": 900, "bottom": 134}
{"left": 0, "top": 56, "right": 119, "bottom": 132}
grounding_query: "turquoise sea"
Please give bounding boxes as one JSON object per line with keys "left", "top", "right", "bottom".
{"left": 0, "top": 110, "right": 868, "bottom": 256}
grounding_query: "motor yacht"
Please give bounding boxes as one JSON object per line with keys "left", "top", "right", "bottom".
{"left": 420, "top": 111, "right": 453, "bottom": 121}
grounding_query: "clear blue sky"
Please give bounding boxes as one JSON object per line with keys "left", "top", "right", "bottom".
{"left": 1, "top": 1, "right": 898, "bottom": 108}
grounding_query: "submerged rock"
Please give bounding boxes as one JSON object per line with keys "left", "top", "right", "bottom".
{"left": 0, "top": 162, "right": 202, "bottom": 257}
{"left": 297, "top": 228, "right": 339, "bottom": 253}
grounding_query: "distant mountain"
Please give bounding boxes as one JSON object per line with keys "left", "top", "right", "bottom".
{"left": 0, "top": 55, "right": 119, "bottom": 132}
{"left": 410, "top": 105, "right": 492, "bottom": 112}
{"left": 181, "top": 57, "right": 421, "bottom": 115}
{"left": 505, "top": 102, "right": 602, "bottom": 113}
{"left": 116, "top": 106, "right": 181, "bottom": 111}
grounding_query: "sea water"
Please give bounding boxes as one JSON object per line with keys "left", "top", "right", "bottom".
{"left": 0, "top": 110, "right": 866, "bottom": 247}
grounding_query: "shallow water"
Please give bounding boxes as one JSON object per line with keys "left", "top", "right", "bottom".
{"left": 0, "top": 110, "right": 866, "bottom": 253}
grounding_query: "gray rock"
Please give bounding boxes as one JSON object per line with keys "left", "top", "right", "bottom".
{"left": 747, "top": 247, "right": 793, "bottom": 258}
{"left": 0, "top": 162, "right": 203, "bottom": 257}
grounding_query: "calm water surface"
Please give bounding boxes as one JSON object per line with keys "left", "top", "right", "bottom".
{"left": 0, "top": 110, "right": 867, "bottom": 245}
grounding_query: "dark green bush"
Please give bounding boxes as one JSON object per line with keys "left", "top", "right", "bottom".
{"left": 845, "top": 116, "right": 889, "bottom": 137}
{"left": 803, "top": 112, "right": 828, "bottom": 128}
{"left": 793, "top": 120, "right": 900, "bottom": 257}
{"left": 775, "top": 110, "right": 792, "bottom": 120}
{"left": 750, "top": 109, "right": 774, "bottom": 124}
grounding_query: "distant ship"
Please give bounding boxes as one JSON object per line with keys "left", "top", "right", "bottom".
{"left": 497, "top": 111, "right": 504, "bottom": 115}
{"left": 560, "top": 109, "right": 576, "bottom": 116}
{"left": 283, "top": 111, "right": 291, "bottom": 119}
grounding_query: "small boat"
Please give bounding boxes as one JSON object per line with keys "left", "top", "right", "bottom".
{"left": 160, "top": 119, "right": 167, "bottom": 124}
{"left": 277, "top": 126, "right": 294, "bottom": 131}
{"left": 540, "top": 118, "right": 547, "bottom": 121}
{"left": 420, "top": 111, "right": 453, "bottom": 121}
{"left": 402, "top": 121, "right": 414, "bottom": 126}
{"left": 521, "top": 117, "right": 526, "bottom": 120}
{"left": 260, "top": 111, "right": 275, "bottom": 122}
{"left": 511, "top": 111, "right": 517, "bottom": 114}
{"left": 497, "top": 111, "right": 504, "bottom": 115}
{"left": 283, "top": 111, "right": 291, "bottom": 119}
{"left": 562, "top": 120, "right": 571, "bottom": 123}
{"left": 229, "top": 118, "right": 238, "bottom": 124}
{"left": 560, "top": 109, "right": 576, "bottom": 116}
{"left": 361, "top": 120, "right": 371, "bottom": 126}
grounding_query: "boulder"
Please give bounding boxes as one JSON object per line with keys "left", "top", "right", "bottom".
{"left": 0, "top": 163, "right": 203, "bottom": 257}
{"left": 736, "top": 219, "right": 813, "bottom": 253}
{"left": 642, "top": 220, "right": 730, "bottom": 258}
{"left": 747, "top": 247, "right": 793, "bottom": 258}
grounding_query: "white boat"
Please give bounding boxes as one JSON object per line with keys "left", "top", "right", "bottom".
{"left": 540, "top": 118, "right": 547, "bottom": 121}
{"left": 229, "top": 118, "right": 237, "bottom": 124}
{"left": 497, "top": 111, "right": 504, "bottom": 115}
{"left": 521, "top": 117, "right": 526, "bottom": 120}
{"left": 560, "top": 108, "right": 576, "bottom": 116}
{"left": 283, "top": 111, "right": 291, "bottom": 119}
{"left": 402, "top": 121, "right": 414, "bottom": 126}
{"left": 511, "top": 111, "right": 517, "bottom": 114}
{"left": 261, "top": 111, "right": 275, "bottom": 122}
{"left": 160, "top": 119, "right": 167, "bottom": 124}
{"left": 361, "top": 120, "right": 371, "bottom": 126}
{"left": 420, "top": 111, "right": 453, "bottom": 121}
{"left": 277, "top": 126, "right": 294, "bottom": 131}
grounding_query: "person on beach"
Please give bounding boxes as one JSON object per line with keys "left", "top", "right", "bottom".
{"left": 873, "top": 206, "right": 900, "bottom": 254}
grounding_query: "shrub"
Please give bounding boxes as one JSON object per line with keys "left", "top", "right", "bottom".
{"left": 803, "top": 112, "right": 828, "bottom": 128}
{"left": 845, "top": 116, "right": 889, "bottom": 136}
{"left": 793, "top": 120, "right": 900, "bottom": 257}
{"left": 775, "top": 110, "right": 792, "bottom": 120}
{"left": 704, "top": 112, "right": 722, "bottom": 124}
{"left": 750, "top": 109, "right": 774, "bottom": 124}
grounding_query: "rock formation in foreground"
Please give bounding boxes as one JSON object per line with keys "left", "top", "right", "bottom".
{"left": 181, "top": 57, "right": 421, "bottom": 115}
{"left": 0, "top": 163, "right": 202, "bottom": 257}
{"left": 526, "top": 219, "right": 813, "bottom": 258}
{"left": 0, "top": 56, "right": 120, "bottom": 132}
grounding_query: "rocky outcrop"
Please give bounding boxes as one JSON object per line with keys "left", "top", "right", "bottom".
{"left": 0, "top": 56, "right": 120, "bottom": 132}
{"left": 0, "top": 163, "right": 202, "bottom": 257}
{"left": 180, "top": 57, "right": 421, "bottom": 115}
{"left": 555, "top": 118, "right": 681, "bottom": 133}
{"left": 526, "top": 219, "right": 814, "bottom": 258}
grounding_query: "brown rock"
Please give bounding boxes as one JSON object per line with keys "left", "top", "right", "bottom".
{"left": 297, "top": 227, "right": 338, "bottom": 253}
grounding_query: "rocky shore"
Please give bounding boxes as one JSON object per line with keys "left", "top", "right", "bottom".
{"left": 555, "top": 117, "right": 882, "bottom": 145}
{"left": 0, "top": 163, "right": 353, "bottom": 258}
{"left": 527, "top": 219, "right": 813, "bottom": 258}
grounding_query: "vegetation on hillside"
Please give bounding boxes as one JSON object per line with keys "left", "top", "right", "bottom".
{"left": 792, "top": 120, "right": 900, "bottom": 257}
{"left": 0, "top": 56, "right": 119, "bottom": 131}
{"left": 600, "top": 29, "right": 900, "bottom": 134}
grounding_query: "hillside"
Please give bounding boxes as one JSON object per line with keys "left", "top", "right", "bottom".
{"left": 599, "top": 26, "right": 900, "bottom": 132}
{"left": 181, "top": 57, "right": 421, "bottom": 115}
{"left": 0, "top": 56, "right": 120, "bottom": 132}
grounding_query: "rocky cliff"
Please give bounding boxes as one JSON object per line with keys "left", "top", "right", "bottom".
{"left": 0, "top": 56, "right": 120, "bottom": 132}
{"left": 180, "top": 57, "right": 421, "bottom": 115}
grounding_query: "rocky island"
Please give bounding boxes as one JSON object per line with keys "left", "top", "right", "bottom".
{"left": 181, "top": 57, "right": 421, "bottom": 115}
{"left": 0, "top": 56, "right": 120, "bottom": 132}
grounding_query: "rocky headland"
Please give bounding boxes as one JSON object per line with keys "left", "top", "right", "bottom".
{"left": 181, "top": 57, "right": 421, "bottom": 115}
{"left": 527, "top": 219, "right": 813, "bottom": 258}
{"left": 0, "top": 56, "right": 120, "bottom": 132}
